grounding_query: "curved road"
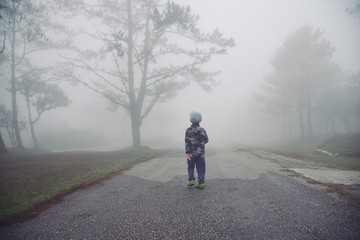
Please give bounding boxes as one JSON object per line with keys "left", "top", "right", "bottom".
{"left": 1, "top": 148, "right": 359, "bottom": 239}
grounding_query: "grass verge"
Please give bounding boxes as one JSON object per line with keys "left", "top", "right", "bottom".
{"left": 261, "top": 149, "right": 360, "bottom": 171}
{"left": 0, "top": 147, "right": 165, "bottom": 224}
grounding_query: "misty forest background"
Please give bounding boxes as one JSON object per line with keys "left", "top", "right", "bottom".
{"left": 0, "top": 0, "right": 359, "bottom": 153}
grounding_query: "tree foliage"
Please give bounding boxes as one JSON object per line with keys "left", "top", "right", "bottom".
{"left": 17, "top": 73, "right": 70, "bottom": 148}
{"left": 347, "top": 0, "right": 360, "bottom": 17}
{"left": 0, "top": 0, "right": 71, "bottom": 149}
{"left": 253, "top": 25, "right": 340, "bottom": 139}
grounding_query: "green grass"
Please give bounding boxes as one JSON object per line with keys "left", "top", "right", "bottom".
{"left": 0, "top": 148, "right": 164, "bottom": 223}
{"left": 243, "top": 135, "right": 360, "bottom": 170}
{"left": 318, "top": 134, "right": 360, "bottom": 157}
{"left": 262, "top": 149, "right": 360, "bottom": 170}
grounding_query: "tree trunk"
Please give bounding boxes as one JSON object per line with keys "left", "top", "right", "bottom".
{"left": 10, "top": 11, "right": 24, "bottom": 149}
{"left": 298, "top": 105, "right": 305, "bottom": 139}
{"left": 286, "top": 104, "right": 292, "bottom": 141}
{"left": 128, "top": 2, "right": 152, "bottom": 148}
{"left": 288, "top": 114, "right": 292, "bottom": 141}
{"left": 342, "top": 116, "right": 351, "bottom": 134}
{"left": 325, "top": 117, "right": 330, "bottom": 135}
{"left": 306, "top": 94, "right": 313, "bottom": 138}
{"left": 0, "top": 131, "right": 8, "bottom": 154}
{"left": 30, "top": 121, "right": 38, "bottom": 148}
{"left": 25, "top": 96, "right": 39, "bottom": 148}
{"left": 127, "top": 0, "right": 142, "bottom": 148}
{"left": 130, "top": 108, "right": 142, "bottom": 147}
{"left": 306, "top": 106, "right": 313, "bottom": 138}
{"left": 329, "top": 117, "right": 335, "bottom": 135}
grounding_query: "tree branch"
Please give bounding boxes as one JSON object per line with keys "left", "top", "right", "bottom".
{"left": 58, "top": 54, "right": 127, "bottom": 94}
{"left": 0, "top": 30, "right": 5, "bottom": 54}
{"left": 141, "top": 95, "right": 160, "bottom": 120}
{"left": 110, "top": 50, "right": 129, "bottom": 94}
{"left": 58, "top": 67, "right": 129, "bottom": 110}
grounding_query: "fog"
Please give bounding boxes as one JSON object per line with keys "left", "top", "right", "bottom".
{"left": 1, "top": 0, "right": 359, "bottom": 151}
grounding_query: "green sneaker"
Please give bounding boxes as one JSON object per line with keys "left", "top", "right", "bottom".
{"left": 196, "top": 183, "right": 205, "bottom": 189}
{"left": 187, "top": 180, "right": 195, "bottom": 187}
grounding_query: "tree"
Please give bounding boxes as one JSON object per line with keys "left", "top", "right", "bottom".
{"left": 56, "top": 0, "right": 235, "bottom": 147}
{"left": 0, "top": 1, "right": 9, "bottom": 153}
{"left": 0, "top": 104, "right": 26, "bottom": 148}
{"left": 348, "top": 71, "right": 360, "bottom": 116}
{"left": 252, "top": 72, "right": 295, "bottom": 140}
{"left": 0, "top": 131, "right": 7, "bottom": 154}
{"left": 0, "top": 0, "right": 68, "bottom": 149}
{"left": 253, "top": 25, "right": 337, "bottom": 139}
{"left": 0, "top": 105, "right": 14, "bottom": 148}
{"left": 347, "top": 0, "right": 360, "bottom": 17}
{"left": 18, "top": 74, "right": 70, "bottom": 148}
{"left": 315, "top": 71, "right": 360, "bottom": 135}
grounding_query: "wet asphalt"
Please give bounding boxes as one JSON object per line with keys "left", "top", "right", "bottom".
{"left": 0, "top": 148, "right": 359, "bottom": 240}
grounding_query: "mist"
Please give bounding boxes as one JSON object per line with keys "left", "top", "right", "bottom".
{"left": 1, "top": 0, "right": 359, "bottom": 152}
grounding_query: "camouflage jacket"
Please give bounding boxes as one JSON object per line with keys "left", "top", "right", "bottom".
{"left": 185, "top": 124, "right": 209, "bottom": 158}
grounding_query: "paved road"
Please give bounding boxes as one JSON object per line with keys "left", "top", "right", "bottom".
{"left": 1, "top": 147, "right": 360, "bottom": 239}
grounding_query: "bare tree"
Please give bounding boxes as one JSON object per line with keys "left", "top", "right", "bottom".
{"left": 57, "top": 0, "right": 235, "bottom": 147}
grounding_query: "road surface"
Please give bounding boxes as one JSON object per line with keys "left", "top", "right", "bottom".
{"left": 1, "top": 147, "right": 360, "bottom": 239}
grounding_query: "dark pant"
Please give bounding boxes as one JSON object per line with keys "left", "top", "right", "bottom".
{"left": 187, "top": 155, "right": 206, "bottom": 184}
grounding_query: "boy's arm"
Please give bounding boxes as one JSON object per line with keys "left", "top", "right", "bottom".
{"left": 202, "top": 129, "right": 209, "bottom": 144}
{"left": 185, "top": 129, "right": 191, "bottom": 154}
{"left": 185, "top": 129, "right": 193, "bottom": 160}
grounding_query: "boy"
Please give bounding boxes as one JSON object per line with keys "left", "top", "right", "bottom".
{"left": 185, "top": 111, "right": 209, "bottom": 189}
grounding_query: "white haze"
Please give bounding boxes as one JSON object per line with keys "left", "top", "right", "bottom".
{"left": 2, "top": 0, "right": 360, "bottom": 150}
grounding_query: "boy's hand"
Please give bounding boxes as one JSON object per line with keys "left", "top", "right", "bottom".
{"left": 187, "top": 154, "right": 193, "bottom": 160}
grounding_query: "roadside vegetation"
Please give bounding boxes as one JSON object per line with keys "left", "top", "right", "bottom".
{"left": 254, "top": 136, "right": 360, "bottom": 207}
{"left": 0, "top": 148, "right": 164, "bottom": 224}
{"left": 317, "top": 134, "right": 360, "bottom": 158}
{"left": 263, "top": 148, "right": 360, "bottom": 171}
{"left": 248, "top": 134, "right": 360, "bottom": 170}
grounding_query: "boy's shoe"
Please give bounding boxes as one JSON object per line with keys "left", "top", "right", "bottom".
{"left": 187, "top": 180, "right": 196, "bottom": 187}
{"left": 196, "top": 183, "right": 205, "bottom": 189}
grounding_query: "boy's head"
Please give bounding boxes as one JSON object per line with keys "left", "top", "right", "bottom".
{"left": 190, "top": 111, "right": 202, "bottom": 123}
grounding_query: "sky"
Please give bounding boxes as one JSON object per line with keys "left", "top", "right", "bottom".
{"left": 1, "top": 0, "right": 360, "bottom": 150}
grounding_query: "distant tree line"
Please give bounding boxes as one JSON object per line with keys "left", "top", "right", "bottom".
{"left": 252, "top": 25, "right": 360, "bottom": 140}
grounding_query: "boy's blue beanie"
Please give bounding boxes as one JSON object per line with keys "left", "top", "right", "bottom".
{"left": 190, "top": 111, "right": 202, "bottom": 123}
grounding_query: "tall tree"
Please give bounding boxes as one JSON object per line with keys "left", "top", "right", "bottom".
{"left": 0, "top": 0, "right": 68, "bottom": 149}
{"left": 0, "top": 3, "right": 8, "bottom": 153}
{"left": 0, "top": 105, "right": 13, "bottom": 150}
{"left": 0, "top": 104, "right": 26, "bottom": 148}
{"left": 18, "top": 74, "right": 70, "bottom": 148}
{"left": 252, "top": 72, "right": 295, "bottom": 140}
{"left": 0, "top": 131, "right": 7, "bottom": 154}
{"left": 253, "top": 25, "right": 336, "bottom": 139}
{"left": 57, "top": 0, "right": 235, "bottom": 147}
